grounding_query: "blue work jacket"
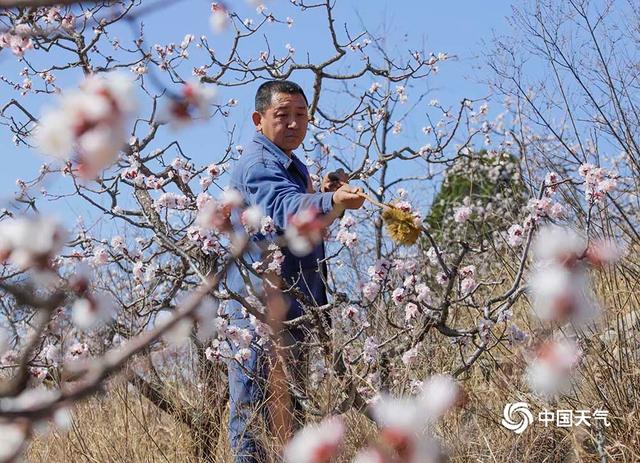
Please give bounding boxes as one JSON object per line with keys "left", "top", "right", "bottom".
{"left": 223, "top": 133, "right": 335, "bottom": 324}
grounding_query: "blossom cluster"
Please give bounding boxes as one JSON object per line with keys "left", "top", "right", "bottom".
{"left": 0, "top": 25, "right": 34, "bottom": 57}
{"left": 34, "top": 73, "right": 137, "bottom": 177}
{"left": 284, "top": 374, "right": 463, "bottom": 462}
{"left": 525, "top": 225, "right": 623, "bottom": 397}
{"left": 578, "top": 163, "right": 617, "bottom": 204}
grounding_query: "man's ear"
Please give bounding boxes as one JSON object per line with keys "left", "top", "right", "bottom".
{"left": 252, "top": 111, "right": 262, "bottom": 132}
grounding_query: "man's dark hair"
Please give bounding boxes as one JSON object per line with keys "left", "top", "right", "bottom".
{"left": 255, "top": 80, "right": 308, "bottom": 113}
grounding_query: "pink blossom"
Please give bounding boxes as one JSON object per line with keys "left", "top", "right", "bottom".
{"left": 419, "top": 374, "right": 462, "bottom": 420}
{"left": 0, "top": 216, "right": 67, "bottom": 271}
{"left": 132, "top": 261, "right": 145, "bottom": 281}
{"left": 61, "top": 15, "right": 76, "bottom": 30}
{"left": 284, "top": 416, "right": 345, "bottom": 463}
{"left": 29, "top": 366, "right": 48, "bottom": 381}
{"left": 460, "top": 277, "right": 475, "bottom": 295}
{"left": 342, "top": 305, "right": 360, "bottom": 322}
{"left": 523, "top": 214, "right": 536, "bottom": 229}
{"left": 252, "top": 317, "right": 273, "bottom": 339}
{"left": 544, "top": 171, "right": 560, "bottom": 193}
{"left": 528, "top": 197, "right": 552, "bottom": 217}
{"left": 404, "top": 258, "right": 418, "bottom": 274}
{"left": 368, "top": 259, "right": 392, "bottom": 281}
{"left": 162, "top": 81, "right": 216, "bottom": 126}
{"left": 362, "top": 281, "right": 380, "bottom": 301}
{"left": 284, "top": 207, "right": 326, "bottom": 256}
{"left": 391, "top": 287, "right": 406, "bottom": 305}
{"left": 453, "top": 205, "right": 472, "bottom": 223}
{"left": 339, "top": 214, "right": 355, "bottom": 228}
{"left": 193, "top": 296, "right": 220, "bottom": 341}
{"left": 67, "top": 341, "right": 89, "bottom": 359}
{"left": 403, "top": 275, "right": 417, "bottom": 288}
{"left": 549, "top": 202, "right": 565, "bottom": 219}
{"left": 197, "top": 199, "right": 233, "bottom": 233}
{"left": 45, "top": 7, "right": 61, "bottom": 23}
{"left": 394, "top": 200, "right": 412, "bottom": 212}
{"left": 0, "top": 26, "right": 34, "bottom": 57}
{"left": 34, "top": 73, "right": 136, "bottom": 177}
{"left": 241, "top": 206, "right": 264, "bottom": 234}
{"left": 156, "top": 192, "right": 178, "bottom": 209}
{"left": 130, "top": 63, "right": 147, "bottom": 75}
{"left": 405, "top": 302, "right": 419, "bottom": 322}
{"left": 92, "top": 247, "right": 109, "bottom": 265}
{"left": 529, "top": 226, "right": 605, "bottom": 324}
{"left": 207, "top": 163, "right": 222, "bottom": 178}
{"left": 155, "top": 311, "right": 193, "bottom": 347}
{"left": 533, "top": 225, "right": 585, "bottom": 264}
{"left": 72, "top": 293, "right": 115, "bottom": 330}
{"left": 0, "top": 422, "right": 26, "bottom": 461}
{"left": 210, "top": 3, "right": 230, "bottom": 33}
{"left": 374, "top": 400, "right": 422, "bottom": 458}
{"left": 205, "top": 342, "right": 222, "bottom": 362}
{"left": 201, "top": 237, "right": 220, "bottom": 255}
{"left": 526, "top": 338, "right": 581, "bottom": 397}
{"left": 336, "top": 228, "right": 358, "bottom": 247}
{"left": 597, "top": 178, "right": 617, "bottom": 194}
{"left": 145, "top": 175, "right": 163, "bottom": 189}
{"left": 221, "top": 189, "right": 244, "bottom": 207}
{"left": 352, "top": 448, "right": 385, "bottom": 463}
{"left": 265, "top": 243, "right": 284, "bottom": 274}
{"left": 435, "top": 272, "right": 449, "bottom": 285}
{"left": 507, "top": 224, "right": 525, "bottom": 247}
{"left": 362, "top": 337, "right": 378, "bottom": 363}
{"left": 260, "top": 216, "right": 276, "bottom": 234}
{"left": 459, "top": 265, "right": 475, "bottom": 279}
{"left": 196, "top": 192, "right": 213, "bottom": 211}
{"left": 585, "top": 239, "right": 626, "bottom": 268}
{"left": 1, "top": 349, "right": 18, "bottom": 366}
{"left": 401, "top": 344, "right": 420, "bottom": 366}
{"left": 578, "top": 163, "right": 595, "bottom": 177}
{"left": 123, "top": 163, "right": 141, "bottom": 181}
{"left": 235, "top": 348, "right": 252, "bottom": 363}
{"left": 415, "top": 283, "right": 432, "bottom": 304}
{"left": 426, "top": 246, "right": 441, "bottom": 265}
{"left": 111, "top": 235, "right": 125, "bottom": 251}
{"left": 200, "top": 176, "right": 213, "bottom": 190}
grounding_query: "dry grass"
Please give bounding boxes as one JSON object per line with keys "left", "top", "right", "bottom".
{"left": 28, "top": 266, "right": 640, "bottom": 463}
{"left": 29, "top": 381, "right": 212, "bottom": 463}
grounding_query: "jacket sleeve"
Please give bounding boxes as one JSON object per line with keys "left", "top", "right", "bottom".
{"left": 243, "top": 160, "right": 335, "bottom": 230}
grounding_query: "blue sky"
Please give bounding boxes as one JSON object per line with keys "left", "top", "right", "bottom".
{"left": 0, "top": 0, "right": 515, "bottom": 223}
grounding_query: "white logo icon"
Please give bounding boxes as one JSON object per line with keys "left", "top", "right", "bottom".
{"left": 502, "top": 402, "right": 534, "bottom": 434}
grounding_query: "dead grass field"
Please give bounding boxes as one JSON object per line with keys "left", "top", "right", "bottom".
{"left": 28, "top": 268, "right": 640, "bottom": 463}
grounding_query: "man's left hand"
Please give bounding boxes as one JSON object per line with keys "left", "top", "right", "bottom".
{"left": 321, "top": 168, "right": 349, "bottom": 193}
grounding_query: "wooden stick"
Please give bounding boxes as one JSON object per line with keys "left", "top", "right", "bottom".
{"left": 356, "top": 191, "right": 389, "bottom": 210}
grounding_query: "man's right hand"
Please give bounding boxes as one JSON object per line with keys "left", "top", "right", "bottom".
{"left": 332, "top": 184, "right": 366, "bottom": 210}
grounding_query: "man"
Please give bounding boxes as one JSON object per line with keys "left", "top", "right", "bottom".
{"left": 224, "top": 80, "right": 365, "bottom": 462}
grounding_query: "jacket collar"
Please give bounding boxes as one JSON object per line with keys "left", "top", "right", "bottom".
{"left": 253, "top": 132, "right": 293, "bottom": 169}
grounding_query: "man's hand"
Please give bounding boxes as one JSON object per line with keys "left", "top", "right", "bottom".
{"left": 321, "top": 168, "right": 349, "bottom": 193}
{"left": 332, "top": 183, "right": 366, "bottom": 211}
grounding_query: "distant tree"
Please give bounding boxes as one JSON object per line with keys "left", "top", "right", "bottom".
{"left": 424, "top": 149, "right": 526, "bottom": 246}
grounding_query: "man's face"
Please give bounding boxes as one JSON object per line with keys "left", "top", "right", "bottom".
{"left": 253, "top": 92, "right": 309, "bottom": 154}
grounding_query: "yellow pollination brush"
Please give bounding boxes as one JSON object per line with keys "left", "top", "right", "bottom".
{"left": 356, "top": 191, "right": 422, "bottom": 245}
